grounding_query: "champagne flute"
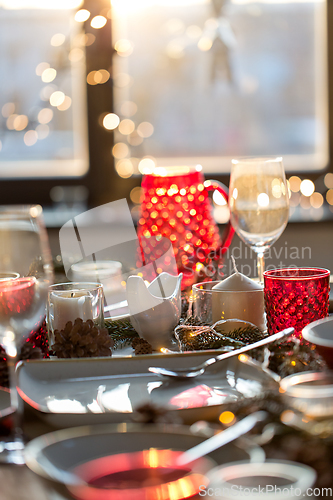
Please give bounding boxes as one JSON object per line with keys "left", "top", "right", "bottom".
{"left": 0, "top": 205, "right": 53, "bottom": 464}
{"left": 228, "top": 157, "right": 289, "bottom": 283}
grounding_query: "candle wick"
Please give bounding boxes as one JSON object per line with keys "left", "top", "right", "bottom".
{"left": 231, "top": 255, "right": 239, "bottom": 275}
{"left": 71, "top": 292, "right": 74, "bottom": 298}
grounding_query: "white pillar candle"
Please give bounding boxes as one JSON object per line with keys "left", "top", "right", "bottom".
{"left": 211, "top": 264, "right": 265, "bottom": 330}
{"left": 51, "top": 291, "right": 94, "bottom": 331}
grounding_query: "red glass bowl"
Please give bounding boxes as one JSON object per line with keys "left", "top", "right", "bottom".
{"left": 302, "top": 316, "right": 333, "bottom": 368}
{"left": 263, "top": 267, "right": 330, "bottom": 338}
{"left": 69, "top": 449, "right": 213, "bottom": 500}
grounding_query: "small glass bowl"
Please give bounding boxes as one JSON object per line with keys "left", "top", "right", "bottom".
{"left": 280, "top": 370, "right": 333, "bottom": 419}
{"left": 302, "top": 316, "right": 333, "bottom": 369}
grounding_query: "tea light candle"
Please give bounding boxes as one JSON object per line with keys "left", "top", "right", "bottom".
{"left": 212, "top": 260, "right": 265, "bottom": 330}
{"left": 52, "top": 290, "right": 94, "bottom": 331}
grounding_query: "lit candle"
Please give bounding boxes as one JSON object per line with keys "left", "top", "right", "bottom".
{"left": 211, "top": 259, "right": 265, "bottom": 330}
{"left": 51, "top": 290, "right": 94, "bottom": 331}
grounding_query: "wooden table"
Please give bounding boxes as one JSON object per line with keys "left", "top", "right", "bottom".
{"left": 0, "top": 409, "right": 71, "bottom": 500}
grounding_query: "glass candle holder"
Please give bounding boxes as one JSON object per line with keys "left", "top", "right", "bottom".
{"left": 192, "top": 281, "right": 266, "bottom": 330}
{"left": 263, "top": 267, "right": 330, "bottom": 338}
{"left": 47, "top": 282, "right": 104, "bottom": 344}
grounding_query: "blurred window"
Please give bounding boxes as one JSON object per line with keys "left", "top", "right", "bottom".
{"left": 111, "top": 0, "right": 329, "bottom": 174}
{"left": 0, "top": 1, "right": 88, "bottom": 178}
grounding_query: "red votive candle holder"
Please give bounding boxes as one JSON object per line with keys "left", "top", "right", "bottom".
{"left": 263, "top": 267, "right": 330, "bottom": 339}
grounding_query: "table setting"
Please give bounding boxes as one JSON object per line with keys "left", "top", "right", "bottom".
{"left": 0, "top": 157, "right": 333, "bottom": 500}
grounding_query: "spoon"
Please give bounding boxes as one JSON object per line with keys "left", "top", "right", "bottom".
{"left": 176, "top": 410, "right": 267, "bottom": 465}
{"left": 149, "top": 327, "right": 294, "bottom": 379}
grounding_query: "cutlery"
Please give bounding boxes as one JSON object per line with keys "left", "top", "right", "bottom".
{"left": 149, "top": 327, "right": 294, "bottom": 379}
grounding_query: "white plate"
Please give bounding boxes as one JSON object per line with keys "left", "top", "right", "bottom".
{"left": 17, "top": 354, "right": 279, "bottom": 428}
{"left": 24, "top": 423, "right": 263, "bottom": 492}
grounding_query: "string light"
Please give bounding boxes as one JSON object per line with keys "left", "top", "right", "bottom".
{"left": 2, "top": 103, "right": 15, "bottom": 117}
{"left": 74, "top": 9, "right": 90, "bottom": 22}
{"left": 41, "top": 68, "right": 57, "bottom": 83}
{"left": 112, "top": 142, "right": 129, "bottom": 159}
{"left": 57, "top": 96, "right": 72, "bottom": 111}
{"left": 50, "top": 33, "right": 66, "bottom": 46}
{"left": 300, "top": 179, "right": 315, "bottom": 197}
{"left": 35, "top": 62, "right": 50, "bottom": 76}
{"left": 103, "top": 113, "right": 120, "bottom": 130}
{"left": 24, "top": 130, "right": 38, "bottom": 146}
{"left": 118, "top": 119, "right": 135, "bottom": 135}
{"left": 90, "top": 15, "right": 107, "bottom": 29}
{"left": 49, "top": 91, "right": 65, "bottom": 107}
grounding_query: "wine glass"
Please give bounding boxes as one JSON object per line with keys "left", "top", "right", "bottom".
{"left": 228, "top": 157, "right": 289, "bottom": 283}
{"left": 0, "top": 205, "right": 53, "bottom": 464}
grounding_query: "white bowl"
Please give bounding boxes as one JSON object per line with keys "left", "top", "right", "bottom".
{"left": 206, "top": 459, "right": 316, "bottom": 499}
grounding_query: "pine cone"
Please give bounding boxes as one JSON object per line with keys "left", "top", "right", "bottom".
{"left": 134, "top": 340, "right": 153, "bottom": 355}
{"left": 21, "top": 342, "right": 43, "bottom": 360}
{"left": 132, "top": 337, "right": 149, "bottom": 349}
{"left": 51, "top": 318, "right": 114, "bottom": 358}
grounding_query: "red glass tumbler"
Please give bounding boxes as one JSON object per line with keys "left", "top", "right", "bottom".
{"left": 264, "top": 267, "right": 330, "bottom": 338}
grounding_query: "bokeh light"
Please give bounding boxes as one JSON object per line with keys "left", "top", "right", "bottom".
{"left": 103, "top": 113, "right": 120, "bottom": 130}
{"left": 91, "top": 15, "right": 107, "bottom": 29}
{"left": 310, "top": 192, "right": 324, "bottom": 209}
{"left": 300, "top": 179, "right": 315, "bottom": 197}
{"left": 115, "top": 159, "right": 134, "bottom": 178}
{"left": 41, "top": 68, "right": 57, "bottom": 83}
{"left": 119, "top": 119, "right": 135, "bottom": 135}
{"left": 114, "top": 39, "right": 133, "bottom": 56}
{"left": 130, "top": 186, "right": 142, "bottom": 204}
{"left": 2, "top": 102, "right": 15, "bottom": 118}
{"left": 36, "top": 124, "right": 49, "bottom": 140}
{"left": 6, "top": 114, "right": 18, "bottom": 130}
{"left": 138, "top": 157, "right": 156, "bottom": 174}
{"left": 13, "top": 114, "right": 28, "bottom": 131}
{"left": 112, "top": 142, "right": 129, "bottom": 159}
{"left": 326, "top": 189, "right": 333, "bottom": 205}
{"left": 50, "top": 91, "right": 65, "bottom": 107}
{"left": 324, "top": 172, "right": 333, "bottom": 189}
{"left": 213, "top": 190, "right": 227, "bottom": 206}
{"left": 213, "top": 205, "right": 230, "bottom": 224}
{"left": 35, "top": 62, "right": 50, "bottom": 76}
{"left": 288, "top": 176, "right": 301, "bottom": 193}
{"left": 24, "top": 130, "right": 38, "bottom": 146}
{"left": 137, "top": 121, "right": 154, "bottom": 138}
{"left": 198, "top": 37, "right": 213, "bottom": 51}
{"left": 219, "top": 411, "right": 235, "bottom": 425}
{"left": 74, "top": 9, "right": 90, "bottom": 22}
{"left": 57, "top": 96, "right": 72, "bottom": 111}
{"left": 50, "top": 33, "right": 66, "bottom": 46}
{"left": 93, "top": 69, "right": 110, "bottom": 84}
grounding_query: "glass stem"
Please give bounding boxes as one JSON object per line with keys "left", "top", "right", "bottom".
{"left": 6, "top": 340, "right": 24, "bottom": 442}
{"left": 257, "top": 252, "right": 265, "bottom": 284}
